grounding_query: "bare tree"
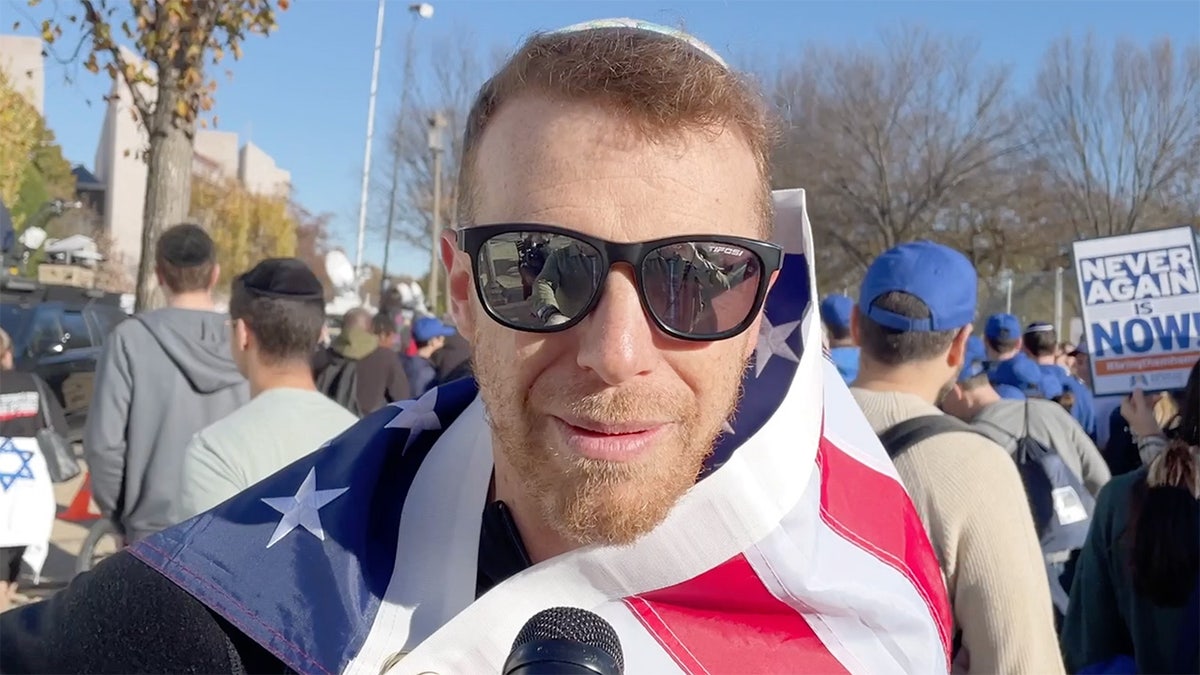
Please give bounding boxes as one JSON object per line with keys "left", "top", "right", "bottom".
{"left": 1027, "top": 33, "right": 1200, "bottom": 238}
{"left": 770, "top": 25, "right": 1023, "bottom": 287}
{"left": 375, "top": 32, "right": 498, "bottom": 278}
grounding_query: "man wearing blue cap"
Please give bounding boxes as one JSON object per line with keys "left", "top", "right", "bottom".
{"left": 1024, "top": 322, "right": 1097, "bottom": 441}
{"left": 850, "top": 241, "right": 1064, "bottom": 673}
{"left": 818, "top": 294, "right": 859, "bottom": 384}
{"left": 403, "top": 316, "right": 458, "bottom": 397}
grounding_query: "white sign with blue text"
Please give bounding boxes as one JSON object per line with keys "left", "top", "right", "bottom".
{"left": 1073, "top": 226, "right": 1200, "bottom": 396}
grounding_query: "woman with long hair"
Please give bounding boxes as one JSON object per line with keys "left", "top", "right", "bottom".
{"left": 1061, "top": 358, "right": 1200, "bottom": 673}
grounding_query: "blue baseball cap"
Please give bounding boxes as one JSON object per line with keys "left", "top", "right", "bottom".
{"left": 985, "top": 314, "right": 1021, "bottom": 341}
{"left": 965, "top": 335, "right": 986, "bottom": 364}
{"left": 858, "top": 241, "right": 977, "bottom": 332}
{"left": 992, "top": 355, "right": 1053, "bottom": 397}
{"left": 412, "top": 316, "right": 456, "bottom": 343}
{"left": 819, "top": 294, "right": 854, "bottom": 331}
{"left": 996, "top": 384, "right": 1027, "bottom": 400}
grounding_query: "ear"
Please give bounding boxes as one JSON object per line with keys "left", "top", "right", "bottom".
{"left": 234, "top": 318, "right": 252, "bottom": 352}
{"left": 948, "top": 324, "right": 973, "bottom": 368}
{"left": 850, "top": 306, "right": 862, "bottom": 344}
{"left": 441, "top": 230, "right": 474, "bottom": 339}
{"left": 208, "top": 264, "right": 221, "bottom": 291}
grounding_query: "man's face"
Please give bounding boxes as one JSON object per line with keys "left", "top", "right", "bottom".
{"left": 446, "top": 97, "right": 768, "bottom": 547}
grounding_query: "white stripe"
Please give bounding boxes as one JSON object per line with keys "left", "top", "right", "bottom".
{"left": 745, "top": 467, "right": 947, "bottom": 675}
{"left": 820, "top": 359, "right": 905, "bottom": 481}
{"left": 344, "top": 396, "right": 494, "bottom": 675}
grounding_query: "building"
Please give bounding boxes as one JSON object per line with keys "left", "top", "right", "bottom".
{"left": 0, "top": 35, "right": 45, "bottom": 114}
{"left": 87, "top": 47, "right": 291, "bottom": 275}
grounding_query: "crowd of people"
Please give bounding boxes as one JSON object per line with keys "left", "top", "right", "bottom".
{"left": 819, "top": 241, "right": 1198, "bottom": 672}
{"left": 0, "top": 16, "right": 1196, "bottom": 674}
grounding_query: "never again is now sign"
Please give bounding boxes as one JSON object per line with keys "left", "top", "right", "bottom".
{"left": 1073, "top": 226, "right": 1200, "bottom": 396}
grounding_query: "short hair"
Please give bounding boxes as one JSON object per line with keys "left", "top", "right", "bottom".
{"left": 960, "top": 371, "right": 991, "bottom": 391}
{"left": 985, "top": 335, "right": 1019, "bottom": 353}
{"left": 457, "top": 25, "right": 774, "bottom": 234}
{"left": 155, "top": 223, "right": 216, "bottom": 294}
{"left": 1023, "top": 329, "right": 1058, "bottom": 357}
{"left": 858, "top": 292, "right": 960, "bottom": 366}
{"left": 229, "top": 284, "right": 325, "bottom": 365}
{"left": 342, "top": 307, "right": 372, "bottom": 332}
{"left": 372, "top": 311, "right": 397, "bottom": 336}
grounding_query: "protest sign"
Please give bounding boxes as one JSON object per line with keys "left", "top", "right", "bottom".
{"left": 1073, "top": 226, "right": 1200, "bottom": 396}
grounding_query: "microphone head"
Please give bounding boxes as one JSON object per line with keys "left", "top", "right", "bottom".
{"left": 510, "top": 607, "right": 624, "bottom": 673}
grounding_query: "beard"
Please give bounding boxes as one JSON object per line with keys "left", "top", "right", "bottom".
{"left": 472, "top": 331, "right": 748, "bottom": 548}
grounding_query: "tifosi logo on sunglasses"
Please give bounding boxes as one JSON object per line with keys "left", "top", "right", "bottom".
{"left": 705, "top": 245, "right": 746, "bottom": 256}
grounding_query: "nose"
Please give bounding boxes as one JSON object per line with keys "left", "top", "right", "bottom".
{"left": 575, "top": 268, "right": 659, "bottom": 385}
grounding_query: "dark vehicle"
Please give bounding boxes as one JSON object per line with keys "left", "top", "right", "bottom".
{"left": 0, "top": 276, "right": 128, "bottom": 440}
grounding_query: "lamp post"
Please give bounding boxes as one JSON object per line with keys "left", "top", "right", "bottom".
{"left": 426, "top": 111, "right": 448, "bottom": 311}
{"left": 354, "top": 1, "right": 434, "bottom": 288}
{"left": 379, "top": 3, "right": 433, "bottom": 298}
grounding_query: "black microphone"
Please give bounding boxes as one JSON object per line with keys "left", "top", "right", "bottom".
{"left": 501, "top": 606, "right": 624, "bottom": 675}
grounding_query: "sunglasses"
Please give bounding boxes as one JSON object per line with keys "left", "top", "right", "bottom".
{"left": 455, "top": 224, "right": 783, "bottom": 341}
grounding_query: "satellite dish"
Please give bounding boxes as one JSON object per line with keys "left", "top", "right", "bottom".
{"left": 325, "top": 250, "right": 356, "bottom": 292}
{"left": 19, "top": 226, "right": 47, "bottom": 250}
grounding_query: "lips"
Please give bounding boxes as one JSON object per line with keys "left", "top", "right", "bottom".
{"left": 552, "top": 416, "right": 670, "bottom": 462}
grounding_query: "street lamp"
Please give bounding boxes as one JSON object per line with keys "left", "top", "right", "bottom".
{"left": 380, "top": 3, "right": 434, "bottom": 297}
{"left": 426, "top": 111, "right": 448, "bottom": 311}
{"left": 354, "top": 1, "right": 434, "bottom": 288}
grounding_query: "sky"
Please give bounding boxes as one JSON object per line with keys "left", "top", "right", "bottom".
{"left": 6, "top": 0, "right": 1199, "bottom": 279}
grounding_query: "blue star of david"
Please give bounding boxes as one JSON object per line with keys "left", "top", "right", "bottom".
{"left": 0, "top": 438, "right": 35, "bottom": 491}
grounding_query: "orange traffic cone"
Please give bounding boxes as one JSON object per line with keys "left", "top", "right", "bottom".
{"left": 60, "top": 472, "right": 100, "bottom": 522}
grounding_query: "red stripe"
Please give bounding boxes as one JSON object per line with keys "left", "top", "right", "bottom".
{"left": 625, "top": 553, "right": 848, "bottom": 674}
{"left": 816, "top": 433, "right": 954, "bottom": 662}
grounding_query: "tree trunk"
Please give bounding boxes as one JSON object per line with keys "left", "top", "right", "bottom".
{"left": 134, "top": 77, "right": 195, "bottom": 312}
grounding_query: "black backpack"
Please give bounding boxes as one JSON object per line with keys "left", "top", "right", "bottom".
{"left": 315, "top": 357, "right": 362, "bottom": 418}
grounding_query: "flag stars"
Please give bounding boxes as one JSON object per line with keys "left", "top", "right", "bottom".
{"left": 386, "top": 388, "right": 443, "bottom": 452}
{"left": 261, "top": 468, "right": 349, "bottom": 548}
{"left": 754, "top": 316, "right": 801, "bottom": 377}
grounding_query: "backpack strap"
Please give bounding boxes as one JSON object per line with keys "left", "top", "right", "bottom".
{"left": 878, "top": 414, "right": 979, "bottom": 460}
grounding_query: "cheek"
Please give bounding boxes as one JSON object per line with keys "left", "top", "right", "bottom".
{"left": 664, "top": 336, "right": 752, "bottom": 415}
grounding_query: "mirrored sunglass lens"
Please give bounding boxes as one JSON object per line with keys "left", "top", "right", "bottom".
{"left": 642, "top": 242, "right": 763, "bottom": 336}
{"left": 475, "top": 231, "right": 603, "bottom": 329}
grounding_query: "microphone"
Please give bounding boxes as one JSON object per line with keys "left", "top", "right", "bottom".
{"left": 502, "top": 606, "right": 624, "bottom": 675}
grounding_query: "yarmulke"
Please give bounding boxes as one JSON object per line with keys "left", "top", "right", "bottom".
{"left": 235, "top": 258, "right": 324, "bottom": 300}
{"left": 548, "top": 18, "right": 728, "bottom": 69}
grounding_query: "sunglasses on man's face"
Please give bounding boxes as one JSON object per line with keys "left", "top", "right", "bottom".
{"left": 455, "top": 224, "right": 783, "bottom": 341}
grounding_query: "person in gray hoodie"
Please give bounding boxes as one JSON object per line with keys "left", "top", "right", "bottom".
{"left": 84, "top": 224, "right": 248, "bottom": 542}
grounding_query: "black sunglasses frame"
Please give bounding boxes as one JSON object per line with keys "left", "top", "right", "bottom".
{"left": 455, "top": 223, "right": 784, "bottom": 342}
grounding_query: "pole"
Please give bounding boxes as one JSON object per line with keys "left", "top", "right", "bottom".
{"left": 429, "top": 143, "right": 443, "bottom": 311}
{"left": 1054, "top": 266, "right": 1064, "bottom": 338}
{"left": 353, "top": 0, "right": 388, "bottom": 285}
{"left": 380, "top": 7, "right": 428, "bottom": 297}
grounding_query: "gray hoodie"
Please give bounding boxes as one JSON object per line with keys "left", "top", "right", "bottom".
{"left": 84, "top": 308, "right": 248, "bottom": 541}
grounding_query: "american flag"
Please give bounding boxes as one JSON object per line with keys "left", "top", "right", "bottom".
{"left": 131, "top": 190, "right": 951, "bottom": 674}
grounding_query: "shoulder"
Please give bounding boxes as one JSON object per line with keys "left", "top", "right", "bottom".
{"left": 0, "top": 551, "right": 249, "bottom": 673}
{"left": 901, "top": 427, "right": 1026, "bottom": 501}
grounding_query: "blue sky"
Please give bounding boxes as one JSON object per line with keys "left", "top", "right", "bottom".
{"left": 7, "top": 0, "right": 1199, "bottom": 278}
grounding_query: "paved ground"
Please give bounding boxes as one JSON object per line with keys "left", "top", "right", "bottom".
{"left": 14, "top": 452, "right": 97, "bottom": 605}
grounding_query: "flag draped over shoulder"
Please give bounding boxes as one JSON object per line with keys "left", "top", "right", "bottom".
{"left": 131, "top": 189, "right": 952, "bottom": 674}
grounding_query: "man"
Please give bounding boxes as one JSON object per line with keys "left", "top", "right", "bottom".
{"left": 1024, "top": 322, "right": 1098, "bottom": 440}
{"left": 819, "top": 293, "right": 858, "bottom": 384}
{"left": 313, "top": 307, "right": 410, "bottom": 416}
{"left": 0, "top": 328, "right": 62, "bottom": 610}
{"left": 849, "top": 241, "right": 1064, "bottom": 673}
{"left": 402, "top": 316, "right": 456, "bottom": 397}
{"left": 430, "top": 329, "right": 473, "bottom": 384}
{"left": 177, "top": 259, "right": 359, "bottom": 521}
{"left": 982, "top": 312, "right": 1022, "bottom": 364}
{"left": 84, "top": 223, "right": 248, "bottom": 542}
{"left": 1, "top": 21, "right": 950, "bottom": 673}
{"left": 942, "top": 353, "right": 1110, "bottom": 497}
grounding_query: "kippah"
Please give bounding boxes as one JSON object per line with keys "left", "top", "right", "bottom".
{"left": 548, "top": 18, "right": 729, "bottom": 69}
{"left": 1024, "top": 323, "right": 1055, "bottom": 334}
{"left": 160, "top": 223, "right": 214, "bottom": 267}
{"left": 236, "top": 258, "right": 325, "bottom": 300}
